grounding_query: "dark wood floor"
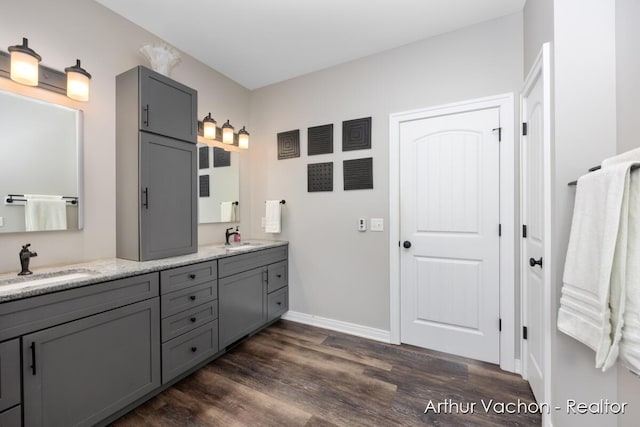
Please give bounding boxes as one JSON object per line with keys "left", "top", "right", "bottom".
{"left": 113, "top": 320, "right": 540, "bottom": 426}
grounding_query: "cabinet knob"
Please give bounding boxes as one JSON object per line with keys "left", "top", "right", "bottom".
{"left": 276, "top": 301, "right": 282, "bottom": 306}
{"left": 189, "top": 274, "right": 196, "bottom": 279}
{"left": 276, "top": 274, "right": 282, "bottom": 278}
{"left": 191, "top": 346, "right": 198, "bottom": 353}
{"left": 190, "top": 317, "right": 197, "bottom": 323}
{"left": 190, "top": 295, "right": 196, "bottom": 301}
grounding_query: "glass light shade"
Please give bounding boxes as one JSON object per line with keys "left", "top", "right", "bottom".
{"left": 238, "top": 126, "right": 249, "bottom": 149}
{"left": 8, "top": 38, "right": 41, "bottom": 86}
{"left": 222, "top": 120, "right": 234, "bottom": 145}
{"left": 65, "top": 60, "right": 91, "bottom": 102}
{"left": 203, "top": 113, "right": 216, "bottom": 139}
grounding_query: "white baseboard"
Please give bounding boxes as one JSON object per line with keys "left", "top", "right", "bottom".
{"left": 282, "top": 311, "right": 391, "bottom": 343}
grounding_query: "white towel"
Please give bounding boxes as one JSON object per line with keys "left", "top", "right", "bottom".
{"left": 265, "top": 200, "right": 281, "bottom": 233}
{"left": 24, "top": 194, "right": 67, "bottom": 231}
{"left": 220, "top": 202, "right": 234, "bottom": 222}
{"left": 558, "top": 163, "right": 634, "bottom": 369}
{"left": 602, "top": 148, "right": 640, "bottom": 168}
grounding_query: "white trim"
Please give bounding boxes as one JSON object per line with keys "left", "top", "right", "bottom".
{"left": 282, "top": 311, "right": 391, "bottom": 343}
{"left": 389, "top": 93, "right": 517, "bottom": 372}
{"left": 514, "top": 358, "right": 522, "bottom": 375}
{"left": 520, "top": 42, "right": 553, "bottom": 427}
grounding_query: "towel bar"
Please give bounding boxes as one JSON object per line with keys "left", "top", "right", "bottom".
{"left": 568, "top": 165, "right": 639, "bottom": 186}
{"left": 5, "top": 194, "right": 78, "bottom": 205}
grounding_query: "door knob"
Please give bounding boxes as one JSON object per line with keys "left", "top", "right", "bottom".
{"left": 403, "top": 241, "right": 412, "bottom": 249}
{"left": 529, "top": 257, "right": 543, "bottom": 268}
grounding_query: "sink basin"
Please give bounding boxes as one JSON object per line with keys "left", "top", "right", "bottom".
{"left": 0, "top": 269, "right": 98, "bottom": 292}
{"left": 220, "top": 242, "right": 265, "bottom": 252}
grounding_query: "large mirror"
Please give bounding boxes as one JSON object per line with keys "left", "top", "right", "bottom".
{"left": 197, "top": 143, "right": 239, "bottom": 223}
{"left": 0, "top": 90, "right": 83, "bottom": 233}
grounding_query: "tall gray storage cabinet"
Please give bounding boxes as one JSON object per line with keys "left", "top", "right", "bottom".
{"left": 116, "top": 66, "right": 198, "bottom": 261}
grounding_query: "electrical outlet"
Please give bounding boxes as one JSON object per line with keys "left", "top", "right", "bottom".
{"left": 358, "top": 218, "right": 367, "bottom": 231}
{"left": 370, "top": 218, "right": 384, "bottom": 231}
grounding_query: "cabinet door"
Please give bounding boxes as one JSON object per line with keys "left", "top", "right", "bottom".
{"left": 219, "top": 267, "right": 267, "bottom": 348}
{"left": 23, "top": 299, "right": 160, "bottom": 427}
{"left": 140, "top": 133, "right": 197, "bottom": 261}
{"left": 139, "top": 67, "right": 197, "bottom": 143}
{"left": 0, "top": 339, "right": 20, "bottom": 413}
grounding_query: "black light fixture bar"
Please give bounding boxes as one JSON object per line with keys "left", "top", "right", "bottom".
{"left": 0, "top": 50, "right": 67, "bottom": 95}
{"left": 197, "top": 120, "right": 240, "bottom": 146}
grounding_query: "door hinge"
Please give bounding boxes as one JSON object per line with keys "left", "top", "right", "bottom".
{"left": 498, "top": 224, "right": 502, "bottom": 236}
{"left": 523, "top": 326, "right": 528, "bottom": 340}
{"left": 522, "top": 122, "right": 528, "bottom": 136}
{"left": 522, "top": 224, "right": 527, "bottom": 238}
{"left": 492, "top": 127, "right": 502, "bottom": 142}
{"left": 499, "top": 318, "right": 502, "bottom": 332}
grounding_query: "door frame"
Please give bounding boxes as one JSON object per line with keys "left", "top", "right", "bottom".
{"left": 389, "top": 93, "right": 516, "bottom": 372}
{"left": 520, "top": 43, "right": 553, "bottom": 418}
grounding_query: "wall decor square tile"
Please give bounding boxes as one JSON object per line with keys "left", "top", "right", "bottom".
{"left": 343, "top": 157, "right": 373, "bottom": 190}
{"left": 198, "top": 146, "right": 209, "bottom": 169}
{"left": 278, "top": 129, "right": 301, "bottom": 159}
{"left": 213, "top": 147, "right": 231, "bottom": 167}
{"left": 308, "top": 124, "right": 333, "bottom": 156}
{"left": 342, "top": 117, "right": 371, "bottom": 151}
{"left": 308, "top": 162, "right": 333, "bottom": 192}
{"left": 199, "top": 175, "right": 210, "bottom": 197}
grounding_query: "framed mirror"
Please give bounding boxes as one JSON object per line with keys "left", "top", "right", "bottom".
{"left": 0, "top": 90, "right": 83, "bottom": 233}
{"left": 197, "top": 143, "right": 239, "bottom": 223}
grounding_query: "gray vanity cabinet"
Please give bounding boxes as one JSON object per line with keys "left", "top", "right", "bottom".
{"left": 116, "top": 65, "right": 198, "bottom": 261}
{"left": 22, "top": 298, "right": 160, "bottom": 427}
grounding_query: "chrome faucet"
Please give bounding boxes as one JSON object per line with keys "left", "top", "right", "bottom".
{"left": 225, "top": 227, "right": 239, "bottom": 245}
{"left": 18, "top": 243, "right": 38, "bottom": 276}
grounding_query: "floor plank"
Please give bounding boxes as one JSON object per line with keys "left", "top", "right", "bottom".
{"left": 112, "top": 320, "right": 541, "bottom": 426}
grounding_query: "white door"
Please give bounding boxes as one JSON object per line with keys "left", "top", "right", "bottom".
{"left": 521, "top": 44, "right": 552, "bottom": 407}
{"left": 400, "top": 107, "right": 501, "bottom": 363}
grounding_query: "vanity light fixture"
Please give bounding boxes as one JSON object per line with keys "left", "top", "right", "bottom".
{"left": 65, "top": 59, "right": 91, "bottom": 102}
{"left": 8, "top": 38, "right": 41, "bottom": 86}
{"left": 222, "top": 119, "right": 234, "bottom": 145}
{"left": 238, "top": 126, "right": 250, "bottom": 149}
{"left": 202, "top": 113, "right": 217, "bottom": 139}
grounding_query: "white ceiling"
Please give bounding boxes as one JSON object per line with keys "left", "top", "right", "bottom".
{"left": 95, "top": 0, "right": 525, "bottom": 90}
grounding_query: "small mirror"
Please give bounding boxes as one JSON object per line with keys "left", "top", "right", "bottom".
{"left": 197, "top": 143, "right": 239, "bottom": 223}
{"left": 0, "top": 90, "right": 83, "bottom": 233}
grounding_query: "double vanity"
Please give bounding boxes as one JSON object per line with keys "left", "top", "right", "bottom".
{"left": 0, "top": 241, "right": 289, "bottom": 427}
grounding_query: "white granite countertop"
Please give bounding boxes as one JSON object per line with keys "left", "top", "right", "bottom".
{"left": 0, "top": 240, "right": 287, "bottom": 303}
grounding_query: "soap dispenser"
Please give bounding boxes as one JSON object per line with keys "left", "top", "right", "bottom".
{"left": 234, "top": 226, "right": 241, "bottom": 243}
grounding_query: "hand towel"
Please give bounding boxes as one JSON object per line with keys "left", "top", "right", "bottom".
{"left": 265, "top": 200, "right": 281, "bottom": 233}
{"left": 220, "top": 202, "right": 234, "bottom": 222}
{"left": 602, "top": 148, "right": 640, "bottom": 168}
{"left": 558, "top": 163, "right": 634, "bottom": 368}
{"left": 620, "top": 167, "right": 640, "bottom": 374}
{"left": 24, "top": 194, "right": 67, "bottom": 231}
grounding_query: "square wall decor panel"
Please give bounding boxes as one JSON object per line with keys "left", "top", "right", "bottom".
{"left": 199, "top": 146, "right": 209, "bottom": 169}
{"left": 344, "top": 157, "right": 373, "bottom": 190}
{"left": 308, "top": 124, "right": 333, "bottom": 156}
{"left": 213, "top": 147, "right": 231, "bottom": 167}
{"left": 199, "top": 175, "right": 210, "bottom": 197}
{"left": 278, "top": 129, "right": 300, "bottom": 160}
{"left": 308, "top": 162, "right": 333, "bottom": 192}
{"left": 342, "top": 117, "right": 371, "bottom": 151}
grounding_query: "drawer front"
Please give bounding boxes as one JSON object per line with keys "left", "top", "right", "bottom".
{"left": 218, "top": 246, "right": 288, "bottom": 278}
{"left": 0, "top": 339, "right": 20, "bottom": 412}
{"left": 0, "top": 405, "right": 21, "bottom": 427}
{"left": 267, "top": 287, "right": 288, "bottom": 322}
{"left": 267, "top": 261, "right": 288, "bottom": 293}
{"left": 161, "top": 281, "right": 217, "bottom": 317}
{"left": 162, "top": 320, "right": 218, "bottom": 384}
{"left": 0, "top": 273, "right": 159, "bottom": 342}
{"left": 161, "top": 301, "right": 218, "bottom": 342}
{"left": 160, "top": 260, "right": 217, "bottom": 295}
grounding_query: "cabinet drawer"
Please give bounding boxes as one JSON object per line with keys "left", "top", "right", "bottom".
{"left": 0, "top": 405, "right": 21, "bottom": 427}
{"left": 267, "top": 261, "right": 288, "bottom": 293}
{"left": 161, "top": 301, "right": 218, "bottom": 342}
{"left": 161, "top": 281, "right": 217, "bottom": 317}
{"left": 0, "top": 273, "right": 158, "bottom": 342}
{"left": 0, "top": 339, "right": 20, "bottom": 412}
{"left": 160, "top": 260, "right": 217, "bottom": 294}
{"left": 162, "top": 320, "right": 218, "bottom": 384}
{"left": 219, "top": 246, "right": 288, "bottom": 278}
{"left": 267, "top": 287, "right": 288, "bottom": 322}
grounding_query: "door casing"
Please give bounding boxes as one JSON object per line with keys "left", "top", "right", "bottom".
{"left": 389, "top": 93, "right": 516, "bottom": 372}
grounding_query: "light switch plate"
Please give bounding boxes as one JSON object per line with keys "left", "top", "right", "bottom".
{"left": 370, "top": 218, "right": 384, "bottom": 231}
{"left": 358, "top": 217, "right": 367, "bottom": 231}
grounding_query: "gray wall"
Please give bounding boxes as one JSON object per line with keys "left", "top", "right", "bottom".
{"left": 248, "top": 13, "right": 523, "bottom": 331}
{"left": 523, "top": 0, "right": 554, "bottom": 74}
{"left": 0, "top": 0, "right": 250, "bottom": 273}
